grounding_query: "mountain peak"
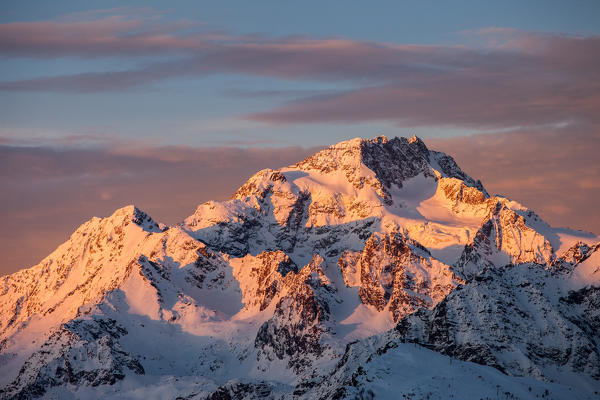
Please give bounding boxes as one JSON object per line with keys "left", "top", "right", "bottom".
{"left": 3, "top": 134, "right": 600, "bottom": 399}
{"left": 408, "top": 134, "right": 421, "bottom": 143}
{"left": 230, "top": 135, "right": 486, "bottom": 208}
{"left": 298, "top": 135, "right": 482, "bottom": 197}
{"left": 294, "top": 135, "right": 431, "bottom": 176}
{"left": 104, "top": 205, "right": 163, "bottom": 233}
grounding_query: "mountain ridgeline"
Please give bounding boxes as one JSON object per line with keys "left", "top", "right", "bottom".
{"left": 1, "top": 136, "right": 599, "bottom": 399}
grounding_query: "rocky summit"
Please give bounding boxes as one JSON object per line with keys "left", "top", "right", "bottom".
{"left": 1, "top": 136, "right": 599, "bottom": 399}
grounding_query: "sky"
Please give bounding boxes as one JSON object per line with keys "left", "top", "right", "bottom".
{"left": 1, "top": 1, "right": 599, "bottom": 275}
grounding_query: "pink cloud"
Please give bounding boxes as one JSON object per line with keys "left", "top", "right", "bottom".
{"left": 246, "top": 76, "right": 600, "bottom": 129}
{"left": 0, "top": 10, "right": 206, "bottom": 58}
{"left": 244, "top": 32, "right": 600, "bottom": 129}
{"left": 1, "top": 12, "right": 598, "bottom": 131}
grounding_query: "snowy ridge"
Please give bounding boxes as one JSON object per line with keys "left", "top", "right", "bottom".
{"left": 1, "top": 136, "right": 599, "bottom": 399}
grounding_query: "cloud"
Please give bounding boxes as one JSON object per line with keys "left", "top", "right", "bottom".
{"left": 245, "top": 32, "right": 600, "bottom": 129}
{"left": 0, "top": 64, "right": 184, "bottom": 92}
{"left": 0, "top": 9, "right": 205, "bottom": 58}
{"left": 1, "top": 11, "right": 598, "bottom": 131}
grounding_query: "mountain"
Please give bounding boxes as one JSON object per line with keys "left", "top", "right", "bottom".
{"left": 1, "top": 136, "right": 599, "bottom": 399}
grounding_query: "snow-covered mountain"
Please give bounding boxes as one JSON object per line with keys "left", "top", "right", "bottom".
{"left": 1, "top": 136, "right": 598, "bottom": 399}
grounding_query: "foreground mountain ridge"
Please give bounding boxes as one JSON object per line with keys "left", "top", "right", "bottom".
{"left": 1, "top": 136, "right": 599, "bottom": 399}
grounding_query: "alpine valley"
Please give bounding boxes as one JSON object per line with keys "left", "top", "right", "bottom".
{"left": 1, "top": 136, "right": 599, "bottom": 399}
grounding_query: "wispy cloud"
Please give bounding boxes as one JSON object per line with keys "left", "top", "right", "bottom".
{"left": 0, "top": 8, "right": 203, "bottom": 58}
{"left": 246, "top": 31, "right": 600, "bottom": 129}
{"left": 1, "top": 10, "right": 598, "bottom": 131}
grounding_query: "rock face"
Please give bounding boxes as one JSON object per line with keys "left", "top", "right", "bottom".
{"left": 454, "top": 201, "right": 555, "bottom": 279}
{"left": 1, "top": 136, "right": 599, "bottom": 399}
{"left": 395, "top": 262, "right": 600, "bottom": 380}
{"left": 1, "top": 318, "right": 144, "bottom": 400}
{"left": 339, "top": 232, "right": 461, "bottom": 322}
{"left": 255, "top": 255, "right": 336, "bottom": 374}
